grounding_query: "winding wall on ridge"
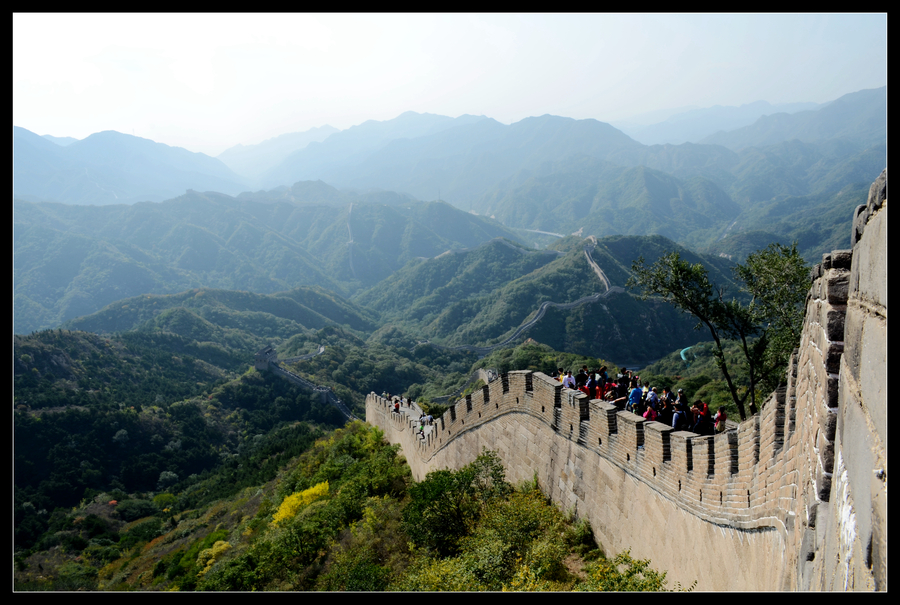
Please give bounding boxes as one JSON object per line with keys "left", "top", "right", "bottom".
{"left": 366, "top": 170, "right": 886, "bottom": 591}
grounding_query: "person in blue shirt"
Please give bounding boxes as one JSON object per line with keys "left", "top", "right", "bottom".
{"left": 627, "top": 382, "right": 643, "bottom": 413}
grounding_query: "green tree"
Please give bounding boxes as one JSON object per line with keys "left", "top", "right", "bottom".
{"left": 402, "top": 449, "right": 510, "bottom": 556}
{"left": 734, "top": 242, "right": 808, "bottom": 392}
{"left": 628, "top": 252, "right": 752, "bottom": 419}
{"left": 628, "top": 244, "right": 808, "bottom": 420}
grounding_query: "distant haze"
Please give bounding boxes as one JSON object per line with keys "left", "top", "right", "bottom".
{"left": 13, "top": 13, "right": 886, "bottom": 156}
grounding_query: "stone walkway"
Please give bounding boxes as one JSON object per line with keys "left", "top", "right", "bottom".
{"left": 387, "top": 397, "right": 436, "bottom": 440}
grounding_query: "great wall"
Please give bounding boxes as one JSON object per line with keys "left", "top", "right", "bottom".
{"left": 366, "top": 170, "right": 887, "bottom": 591}
{"left": 412, "top": 238, "right": 624, "bottom": 356}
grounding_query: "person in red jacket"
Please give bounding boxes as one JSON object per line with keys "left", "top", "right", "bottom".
{"left": 714, "top": 406, "right": 728, "bottom": 433}
{"left": 691, "top": 401, "right": 711, "bottom": 434}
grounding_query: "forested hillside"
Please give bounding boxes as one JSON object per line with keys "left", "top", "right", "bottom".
{"left": 15, "top": 88, "right": 883, "bottom": 335}
{"left": 359, "top": 234, "right": 739, "bottom": 365}
{"left": 17, "top": 421, "right": 685, "bottom": 592}
{"left": 14, "top": 193, "right": 524, "bottom": 334}
{"left": 13, "top": 328, "right": 345, "bottom": 554}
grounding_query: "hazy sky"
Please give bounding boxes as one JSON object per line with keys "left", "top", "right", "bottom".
{"left": 14, "top": 13, "right": 887, "bottom": 156}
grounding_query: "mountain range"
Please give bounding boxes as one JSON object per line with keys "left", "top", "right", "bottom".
{"left": 16, "top": 86, "right": 884, "bottom": 210}
{"left": 614, "top": 100, "right": 825, "bottom": 146}
{"left": 13, "top": 127, "right": 248, "bottom": 205}
{"left": 14, "top": 85, "right": 885, "bottom": 348}
{"left": 13, "top": 191, "right": 524, "bottom": 334}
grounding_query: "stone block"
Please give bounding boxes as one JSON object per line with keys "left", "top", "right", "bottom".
{"left": 593, "top": 401, "right": 618, "bottom": 437}
{"left": 809, "top": 263, "right": 823, "bottom": 282}
{"left": 823, "top": 305, "right": 846, "bottom": 341}
{"left": 824, "top": 341, "right": 843, "bottom": 375}
{"left": 815, "top": 465, "right": 832, "bottom": 502}
{"left": 824, "top": 269, "right": 850, "bottom": 305}
{"left": 507, "top": 370, "right": 529, "bottom": 393}
{"left": 643, "top": 421, "right": 673, "bottom": 465}
{"left": 825, "top": 375, "right": 839, "bottom": 409}
{"left": 852, "top": 204, "right": 869, "bottom": 246}
{"left": 617, "top": 411, "right": 645, "bottom": 451}
{"left": 807, "top": 501, "right": 817, "bottom": 529}
{"left": 830, "top": 249, "right": 853, "bottom": 270}
{"left": 841, "top": 306, "right": 864, "bottom": 383}
{"left": 867, "top": 168, "right": 886, "bottom": 211}
{"left": 816, "top": 430, "right": 834, "bottom": 474}
{"left": 693, "top": 435, "right": 715, "bottom": 476}
{"left": 850, "top": 203, "right": 887, "bottom": 308}
{"left": 819, "top": 408, "right": 837, "bottom": 441}
{"left": 717, "top": 429, "right": 739, "bottom": 476}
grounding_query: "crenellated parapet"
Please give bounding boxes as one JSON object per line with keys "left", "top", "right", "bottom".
{"left": 370, "top": 355, "right": 804, "bottom": 519}
{"left": 368, "top": 352, "right": 808, "bottom": 590}
{"left": 366, "top": 170, "right": 886, "bottom": 591}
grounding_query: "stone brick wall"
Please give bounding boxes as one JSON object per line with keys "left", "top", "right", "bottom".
{"left": 797, "top": 169, "right": 886, "bottom": 590}
{"left": 366, "top": 170, "right": 886, "bottom": 591}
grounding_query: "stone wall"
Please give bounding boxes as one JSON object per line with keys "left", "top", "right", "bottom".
{"left": 366, "top": 171, "right": 886, "bottom": 591}
{"left": 797, "top": 169, "right": 887, "bottom": 590}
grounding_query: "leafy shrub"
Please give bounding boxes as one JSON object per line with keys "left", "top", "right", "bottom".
{"left": 197, "top": 540, "right": 232, "bottom": 577}
{"left": 54, "top": 562, "right": 99, "bottom": 590}
{"left": 272, "top": 481, "right": 329, "bottom": 527}
{"left": 83, "top": 541, "right": 123, "bottom": 564}
{"left": 402, "top": 449, "right": 510, "bottom": 557}
{"left": 115, "top": 499, "right": 158, "bottom": 522}
{"left": 393, "top": 556, "right": 484, "bottom": 592}
{"left": 315, "top": 495, "right": 410, "bottom": 590}
{"left": 153, "top": 492, "right": 178, "bottom": 511}
{"left": 118, "top": 518, "right": 164, "bottom": 551}
{"left": 575, "top": 550, "right": 674, "bottom": 592}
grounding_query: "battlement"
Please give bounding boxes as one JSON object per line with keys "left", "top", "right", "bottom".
{"left": 367, "top": 170, "right": 886, "bottom": 591}
{"left": 369, "top": 355, "right": 796, "bottom": 530}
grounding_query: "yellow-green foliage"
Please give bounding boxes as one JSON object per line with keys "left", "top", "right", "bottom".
{"left": 394, "top": 556, "right": 485, "bottom": 591}
{"left": 153, "top": 493, "right": 177, "bottom": 510}
{"left": 197, "top": 541, "right": 232, "bottom": 577}
{"left": 503, "top": 559, "right": 565, "bottom": 592}
{"left": 394, "top": 483, "right": 576, "bottom": 591}
{"left": 574, "top": 550, "right": 675, "bottom": 592}
{"left": 314, "top": 496, "right": 411, "bottom": 591}
{"left": 272, "top": 481, "right": 329, "bottom": 526}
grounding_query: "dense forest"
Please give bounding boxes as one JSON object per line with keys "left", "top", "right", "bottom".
{"left": 16, "top": 422, "right": 690, "bottom": 591}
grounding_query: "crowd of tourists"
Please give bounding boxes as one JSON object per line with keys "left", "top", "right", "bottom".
{"left": 382, "top": 367, "right": 730, "bottom": 437}
{"left": 557, "top": 366, "right": 729, "bottom": 435}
